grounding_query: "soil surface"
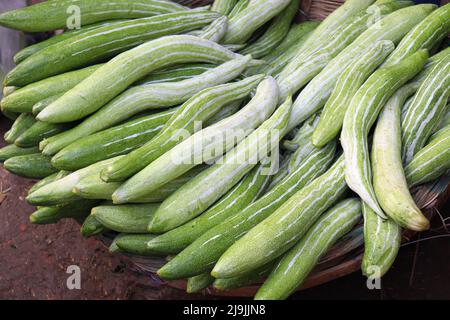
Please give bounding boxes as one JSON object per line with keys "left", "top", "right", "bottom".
{"left": 1, "top": 115, "right": 449, "bottom": 300}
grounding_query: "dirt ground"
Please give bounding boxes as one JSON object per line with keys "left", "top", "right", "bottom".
{"left": 0, "top": 115, "right": 449, "bottom": 300}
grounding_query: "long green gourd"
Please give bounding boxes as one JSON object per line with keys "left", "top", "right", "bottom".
{"left": 81, "top": 215, "right": 108, "bottom": 237}
{"left": 28, "top": 170, "right": 71, "bottom": 196}
{"left": 261, "top": 21, "right": 320, "bottom": 66}
{"left": 254, "top": 198, "right": 361, "bottom": 300}
{"left": 210, "top": 156, "right": 347, "bottom": 279}
{"left": 372, "top": 85, "right": 429, "bottom": 231}
{"left": 146, "top": 163, "right": 271, "bottom": 255}
{"left": 32, "top": 94, "right": 64, "bottom": 116}
{"left": 312, "top": 40, "right": 395, "bottom": 148}
{"left": 29, "top": 200, "right": 99, "bottom": 225}
{"left": 199, "top": 16, "right": 228, "bottom": 43}
{"left": 92, "top": 203, "right": 159, "bottom": 233}
{"left": 113, "top": 77, "right": 279, "bottom": 207}
{"left": 15, "top": 121, "right": 72, "bottom": 148}
{"left": 2, "top": 86, "right": 17, "bottom": 97}
{"left": 36, "top": 35, "right": 245, "bottom": 123}
{"left": 223, "top": 0, "right": 291, "bottom": 44}
{"left": 276, "top": 0, "right": 381, "bottom": 98}
{"left": 213, "top": 263, "right": 275, "bottom": 291}
{"left": 156, "top": 142, "right": 336, "bottom": 279}
{"left": 282, "top": 114, "right": 320, "bottom": 152}
{"left": 204, "top": 101, "right": 242, "bottom": 126}
{"left": 26, "top": 156, "right": 122, "bottom": 206}
{"left": 4, "top": 113, "right": 36, "bottom": 144}
{"left": 211, "top": 0, "right": 237, "bottom": 15}
{"left": 269, "top": 114, "right": 322, "bottom": 190}
{"left": 74, "top": 166, "right": 206, "bottom": 202}
{"left": 341, "top": 50, "right": 428, "bottom": 219}
{"left": 371, "top": 85, "right": 430, "bottom": 231}
{"left": 113, "top": 234, "right": 158, "bottom": 256}
{"left": 401, "top": 53, "right": 450, "bottom": 165}
{"left": 187, "top": 274, "right": 215, "bottom": 293}
{"left": 13, "top": 20, "right": 129, "bottom": 64}
{"left": 0, "top": 0, "right": 188, "bottom": 32}
{"left": 7, "top": 11, "right": 221, "bottom": 87}
{"left": 138, "top": 64, "right": 214, "bottom": 85}
{"left": 228, "top": 0, "right": 249, "bottom": 18}
{"left": 146, "top": 96, "right": 292, "bottom": 234}
{"left": 361, "top": 203, "right": 401, "bottom": 278}
{"left": 259, "top": 29, "right": 315, "bottom": 77}
{"left": 405, "top": 124, "right": 450, "bottom": 187}
{"left": 51, "top": 109, "right": 175, "bottom": 171}
{"left": 240, "top": 0, "right": 299, "bottom": 59}
{"left": 102, "top": 74, "right": 264, "bottom": 183}
{"left": 285, "top": 3, "right": 434, "bottom": 133}
{"left": 0, "top": 145, "right": 39, "bottom": 162}
{"left": 4, "top": 153, "right": 57, "bottom": 179}
{"left": 40, "top": 56, "right": 255, "bottom": 156}
{"left": 1, "top": 65, "right": 101, "bottom": 113}
{"left": 382, "top": 3, "right": 450, "bottom": 67}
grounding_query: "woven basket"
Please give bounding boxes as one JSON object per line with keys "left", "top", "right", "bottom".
{"left": 94, "top": 0, "right": 449, "bottom": 297}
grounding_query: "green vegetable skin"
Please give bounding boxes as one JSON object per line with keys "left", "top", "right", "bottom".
{"left": 15, "top": 121, "right": 72, "bottom": 148}
{"left": 276, "top": 0, "right": 379, "bottom": 98}
{"left": 40, "top": 57, "right": 253, "bottom": 156}
{"left": 73, "top": 165, "right": 206, "bottom": 202}
{"left": 262, "top": 21, "right": 320, "bottom": 66}
{"left": 213, "top": 262, "right": 274, "bottom": 291}
{"left": 1, "top": 65, "right": 101, "bottom": 113}
{"left": 4, "top": 153, "right": 57, "bottom": 179}
{"left": 383, "top": 3, "right": 450, "bottom": 66}
{"left": 401, "top": 53, "right": 450, "bottom": 165}
{"left": 255, "top": 198, "right": 361, "bottom": 300}
{"left": 406, "top": 124, "right": 450, "bottom": 187}
{"left": 13, "top": 20, "right": 129, "bottom": 64}
{"left": 104, "top": 74, "right": 264, "bottom": 184}
{"left": 372, "top": 85, "right": 429, "bottom": 231}
{"left": 138, "top": 64, "right": 214, "bottom": 85}
{"left": 147, "top": 95, "right": 291, "bottom": 234}
{"left": 0, "top": 145, "right": 39, "bottom": 162}
{"left": 147, "top": 164, "right": 271, "bottom": 254}
{"left": 285, "top": 3, "right": 434, "bottom": 133}
{"left": 156, "top": 141, "right": 336, "bottom": 279}
{"left": 30, "top": 200, "right": 99, "bottom": 225}
{"left": 51, "top": 109, "right": 175, "bottom": 171}
{"left": 210, "top": 156, "right": 347, "bottom": 279}
{"left": 223, "top": 0, "right": 291, "bottom": 44}
{"left": 28, "top": 170, "right": 71, "bottom": 196}
{"left": 361, "top": 203, "right": 401, "bottom": 278}
{"left": 312, "top": 40, "right": 395, "bottom": 148}
{"left": 187, "top": 273, "right": 215, "bottom": 293}
{"left": 31, "top": 94, "right": 63, "bottom": 116}
{"left": 341, "top": 50, "right": 428, "bottom": 219}
{"left": 211, "top": 0, "right": 237, "bottom": 15}
{"left": 26, "top": 157, "right": 120, "bottom": 206}
{"left": 259, "top": 28, "right": 315, "bottom": 77}
{"left": 0, "top": 0, "right": 188, "bottom": 32}
{"left": 114, "top": 234, "right": 158, "bottom": 256}
{"left": 240, "top": 0, "right": 299, "bottom": 59}
{"left": 228, "top": 0, "right": 249, "bottom": 18}
{"left": 6, "top": 11, "right": 221, "bottom": 86}
{"left": 36, "top": 35, "right": 243, "bottom": 124}
{"left": 92, "top": 203, "right": 159, "bottom": 233}
{"left": 4, "top": 113, "right": 36, "bottom": 144}
{"left": 198, "top": 16, "right": 228, "bottom": 43}
{"left": 113, "top": 77, "right": 279, "bottom": 209}
{"left": 81, "top": 215, "right": 107, "bottom": 237}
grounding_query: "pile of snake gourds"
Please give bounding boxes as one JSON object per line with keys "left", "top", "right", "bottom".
{"left": 1, "top": 0, "right": 449, "bottom": 300}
